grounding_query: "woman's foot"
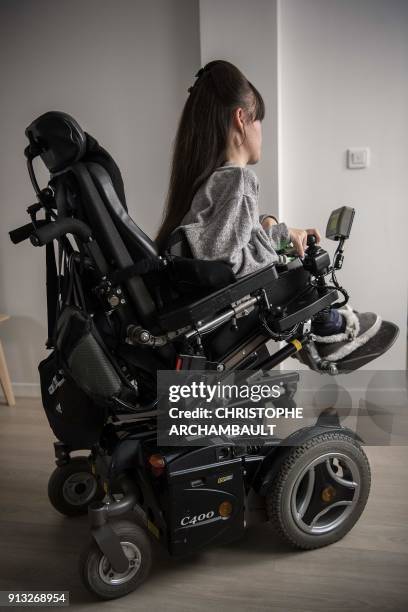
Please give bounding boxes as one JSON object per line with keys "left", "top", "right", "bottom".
{"left": 312, "top": 305, "right": 382, "bottom": 362}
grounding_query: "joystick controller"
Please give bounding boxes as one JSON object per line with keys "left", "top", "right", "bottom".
{"left": 307, "top": 234, "right": 318, "bottom": 250}
{"left": 303, "top": 234, "right": 330, "bottom": 276}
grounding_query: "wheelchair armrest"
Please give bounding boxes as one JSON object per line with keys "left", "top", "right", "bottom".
{"left": 267, "top": 286, "right": 339, "bottom": 332}
{"left": 158, "top": 263, "right": 279, "bottom": 331}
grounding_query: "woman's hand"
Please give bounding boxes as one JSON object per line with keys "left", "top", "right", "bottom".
{"left": 288, "top": 227, "right": 321, "bottom": 258}
{"left": 261, "top": 216, "right": 278, "bottom": 230}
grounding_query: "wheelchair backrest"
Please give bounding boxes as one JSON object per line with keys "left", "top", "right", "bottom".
{"left": 26, "top": 111, "right": 161, "bottom": 327}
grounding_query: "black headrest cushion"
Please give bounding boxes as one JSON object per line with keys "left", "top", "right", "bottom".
{"left": 25, "top": 111, "right": 87, "bottom": 173}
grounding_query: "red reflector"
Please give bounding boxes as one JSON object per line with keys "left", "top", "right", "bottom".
{"left": 175, "top": 357, "right": 183, "bottom": 370}
{"left": 148, "top": 454, "right": 165, "bottom": 468}
{"left": 148, "top": 454, "right": 166, "bottom": 477}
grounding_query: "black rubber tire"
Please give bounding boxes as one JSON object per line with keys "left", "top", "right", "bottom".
{"left": 79, "top": 520, "right": 152, "bottom": 600}
{"left": 48, "top": 456, "right": 105, "bottom": 517}
{"left": 266, "top": 432, "right": 371, "bottom": 550}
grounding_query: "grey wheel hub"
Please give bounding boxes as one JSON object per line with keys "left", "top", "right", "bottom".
{"left": 98, "top": 542, "right": 142, "bottom": 585}
{"left": 62, "top": 471, "right": 97, "bottom": 506}
{"left": 290, "top": 452, "right": 360, "bottom": 535}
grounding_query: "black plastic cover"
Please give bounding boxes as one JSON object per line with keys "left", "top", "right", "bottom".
{"left": 165, "top": 446, "right": 245, "bottom": 555}
{"left": 25, "top": 111, "right": 87, "bottom": 172}
{"left": 158, "top": 263, "right": 279, "bottom": 330}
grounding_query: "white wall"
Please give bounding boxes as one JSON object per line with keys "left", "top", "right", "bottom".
{"left": 0, "top": 0, "right": 200, "bottom": 395}
{"left": 199, "top": 0, "right": 279, "bottom": 218}
{"left": 1, "top": 0, "right": 406, "bottom": 398}
{"left": 278, "top": 0, "right": 408, "bottom": 369}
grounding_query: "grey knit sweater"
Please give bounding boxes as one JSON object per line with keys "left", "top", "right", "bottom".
{"left": 172, "top": 162, "right": 290, "bottom": 277}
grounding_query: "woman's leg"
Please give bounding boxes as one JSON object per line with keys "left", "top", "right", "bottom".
{"left": 312, "top": 308, "right": 345, "bottom": 336}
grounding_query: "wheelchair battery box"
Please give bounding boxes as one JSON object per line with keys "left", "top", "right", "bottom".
{"left": 163, "top": 445, "right": 245, "bottom": 556}
{"left": 158, "top": 263, "right": 278, "bottom": 331}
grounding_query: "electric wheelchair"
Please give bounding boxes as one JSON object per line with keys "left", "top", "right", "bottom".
{"left": 10, "top": 112, "right": 399, "bottom": 600}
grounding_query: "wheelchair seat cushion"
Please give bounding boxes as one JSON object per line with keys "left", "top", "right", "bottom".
{"left": 166, "top": 254, "right": 236, "bottom": 293}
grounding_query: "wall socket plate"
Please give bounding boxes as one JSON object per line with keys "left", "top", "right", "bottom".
{"left": 347, "top": 148, "right": 370, "bottom": 169}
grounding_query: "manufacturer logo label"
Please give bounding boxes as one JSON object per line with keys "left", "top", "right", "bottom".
{"left": 180, "top": 511, "right": 215, "bottom": 526}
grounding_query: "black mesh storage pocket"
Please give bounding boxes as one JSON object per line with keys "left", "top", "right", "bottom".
{"left": 66, "top": 329, "right": 122, "bottom": 399}
{"left": 56, "top": 306, "right": 122, "bottom": 403}
{"left": 39, "top": 351, "right": 106, "bottom": 448}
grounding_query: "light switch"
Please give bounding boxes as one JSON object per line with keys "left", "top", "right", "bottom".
{"left": 347, "top": 148, "right": 370, "bottom": 169}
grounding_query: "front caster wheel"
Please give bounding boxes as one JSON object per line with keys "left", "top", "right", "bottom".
{"left": 48, "top": 456, "right": 105, "bottom": 517}
{"left": 79, "top": 520, "right": 152, "bottom": 600}
{"left": 266, "top": 432, "right": 371, "bottom": 550}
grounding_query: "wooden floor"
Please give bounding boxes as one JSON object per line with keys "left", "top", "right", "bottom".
{"left": 0, "top": 398, "right": 407, "bottom": 612}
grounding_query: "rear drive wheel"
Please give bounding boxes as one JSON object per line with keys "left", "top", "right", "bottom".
{"left": 79, "top": 520, "right": 152, "bottom": 600}
{"left": 266, "top": 432, "right": 371, "bottom": 549}
{"left": 48, "top": 456, "right": 104, "bottom": 517}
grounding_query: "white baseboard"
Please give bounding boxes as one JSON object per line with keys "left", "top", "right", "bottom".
{"left": 11, "top": 382, "right": 41, "bottom": 398}
{"left": 5, "top": 384, "right": 406, "bottom": 403}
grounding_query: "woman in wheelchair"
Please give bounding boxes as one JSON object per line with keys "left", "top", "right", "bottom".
{"left": 8, "top": 63, "right": 399, "bottom": 599}
{"left": 156, "top": 60, "right": 380, "bottom": 360}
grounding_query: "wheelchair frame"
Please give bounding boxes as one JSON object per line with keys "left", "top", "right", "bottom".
{"left": 9, "top": 111, "right": 396, "bottom": 600}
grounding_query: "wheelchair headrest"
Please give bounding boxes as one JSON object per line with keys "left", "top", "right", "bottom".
{"left": 25, "top": 111, "right": 87, "bottom": 173}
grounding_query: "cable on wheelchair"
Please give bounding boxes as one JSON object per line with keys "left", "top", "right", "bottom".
{"left": 258, "top": 308, "right": 301, "bottom": 342}
{"left": 309, "top": 270, "right": 349, "bottom": 310}
{"left": 329, "top": 268, "right": 349, "bottom": 308}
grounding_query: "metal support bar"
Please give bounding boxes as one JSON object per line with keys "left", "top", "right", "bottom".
{"left": 127, "top": 294, "right": 260, "bottom": 347}
{"left": 256, "top": 339, "right": 303, "bottom": 372}
{"left": 185, "top": 295, "right": 260, "bottom": 340}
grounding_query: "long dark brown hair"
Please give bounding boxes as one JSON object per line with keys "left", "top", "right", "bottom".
{"left": 155, "top": 60, "right": 265, "bottom": 251}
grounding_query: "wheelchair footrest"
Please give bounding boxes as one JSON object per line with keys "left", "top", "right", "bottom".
{"left": 335, "top": 320, "right": 399, "bottom": 372}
